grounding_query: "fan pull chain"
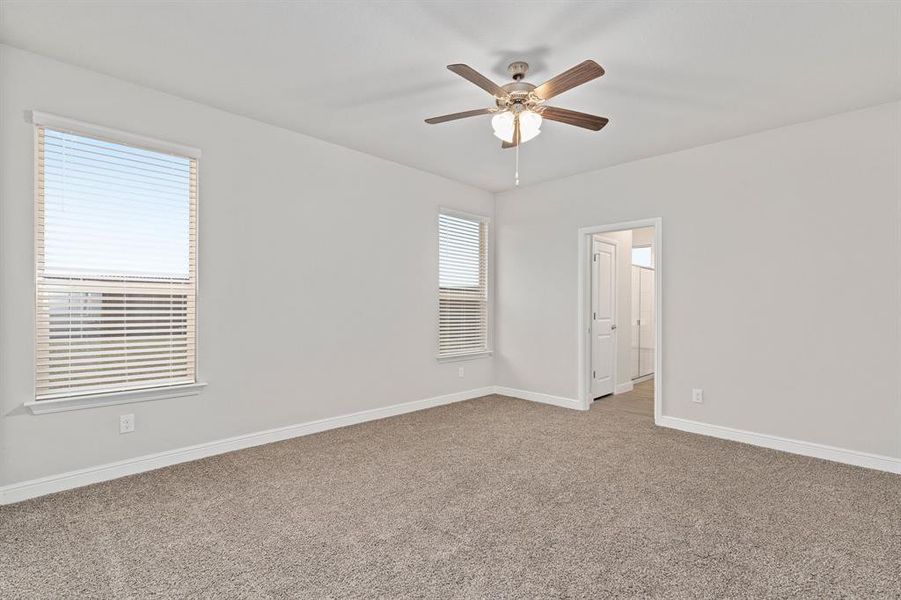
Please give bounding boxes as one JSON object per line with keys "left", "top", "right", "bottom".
{"left": 515, "top": 142, "right": 520, "bottom": 186}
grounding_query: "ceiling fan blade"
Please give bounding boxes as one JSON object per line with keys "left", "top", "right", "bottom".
{"left": 425, "top": 108, "right": 494, "bottom": 124}
{"left": 533, "top": 60, "right": 605, "bottom": 100}
{"left": 447, "top": 64, "right": 510, "bottom": 98}
{"left": 541, "top": 106, "right": 609, "bottom": 131}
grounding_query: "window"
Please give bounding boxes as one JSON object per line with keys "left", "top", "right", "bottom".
{"left": 35, "top": 122, "right": 197, "bottom": 401}
{"left": 438, "top": 211, "right": 489, "bottom": 358}
{"left": 632, "top": 246, "right": 653, "bottom": 268}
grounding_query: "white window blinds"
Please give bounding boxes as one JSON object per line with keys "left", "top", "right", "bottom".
{"left": 438, "top": 212, "right": 488, "bottom": 357}
{"left": 35, "top": 126, "right": 197, "bottom": 400}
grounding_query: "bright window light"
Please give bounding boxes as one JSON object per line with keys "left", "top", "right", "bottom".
{"left": 632, "top": 246, "right": 653, "bottom": 268}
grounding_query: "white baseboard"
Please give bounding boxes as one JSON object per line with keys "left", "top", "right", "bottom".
{"left": 657, "top": 415, "right": 901, "bottom": 475}
{"left": 614, "top": 381, "right": 634, "bottom": 395}
{"left": 7, "top": 388, "right": 895, "bottom": 505}
{"left": 0, "top": 386, "right": 495, "bottom": 506}
{"left": 493, "top": 386, "right": 585, "bottom": 411}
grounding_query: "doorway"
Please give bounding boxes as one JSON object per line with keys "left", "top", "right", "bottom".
{"left": 578, "top": 219, "right": 662, "bottom": 421}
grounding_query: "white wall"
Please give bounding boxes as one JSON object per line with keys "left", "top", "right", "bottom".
{"left": 495, "top": 101, "right": 901, "bottom": 459}
{"left": 0, "top": 46, "right": 495, "bottom": 486}
{"left": 2, "top": 44, "right": 899, "bottom": 491}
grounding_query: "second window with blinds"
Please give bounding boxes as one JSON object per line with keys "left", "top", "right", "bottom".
{"left": 437, "top": 210, "right": 489, "bottom": 358}
{"left": 35, "top": 122, "right": 198, "bottom": 402}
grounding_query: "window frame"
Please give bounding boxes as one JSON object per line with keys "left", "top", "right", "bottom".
{"left": 25, "top": 111, "right": 205, "bottom": 414}
{"left": 436, "top": 207, "right": 492, "bottom": 362}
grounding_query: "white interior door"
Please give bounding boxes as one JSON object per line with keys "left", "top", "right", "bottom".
{"left": 591, "top": 238, "right": 616, "bottom": 398}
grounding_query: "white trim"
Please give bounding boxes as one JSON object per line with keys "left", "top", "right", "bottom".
{"left": 614, "top": 381, "right": 634, "bottom": 395}
{"left": 0, "top": 386, "right": 494, "bottom": 505}
{"left": 438, "top": 206, "right": 491, "bottom": 224}
{"left": 578, "top": 218, "right": 663, "bottom": 422}
{"left": 9, "top": 384, "right": 893, "bottom": 505}
{"left": 494, "top": 386, "right": 585, "bottom": 411}
{"left": 436, "top": 350, "right": 493, "bottom": 363}
{"left": 501, "top": 383, "right": 901, "bottom": 473}
{"left": 657, "top": 416, "right": 901, "bottom": 475}
{"left": 436, "top": 207, "right": 492, "bottom": 360}
{"left": 632, "top": 373, "right": 654, "bottom": 385}
{"left": 25, "top": 110, "right": 201, "bottom": 158}
{"left": 30, "top": 120, "right": 201, "bottom": 406}
{"left": 24, "top": 382, "right": 208, "bottom": 415}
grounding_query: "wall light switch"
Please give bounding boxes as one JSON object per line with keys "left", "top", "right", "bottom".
{"left": 458, "top": 367, "right": 465, "bottom": 378}
{"left": 119, "top": 413, "right": 135, "bottom": 434}
{"left": 692, "top": 389, "right": 704, "bottom": 404}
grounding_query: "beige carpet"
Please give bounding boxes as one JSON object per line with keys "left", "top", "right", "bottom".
{"left": 2, "top": 381, "right": 900, "bottom": 599}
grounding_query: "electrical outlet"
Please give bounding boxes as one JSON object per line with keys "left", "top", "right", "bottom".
{"left": 692, "top": 389, "right": 704, "bottom": 404}
{"left": 457, "top": 367, "right": 465, "bottom": 378}
{"left": 119, "top": 414, "right": 135, "bottom": 434}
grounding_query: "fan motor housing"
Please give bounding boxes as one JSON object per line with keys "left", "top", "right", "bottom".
{"left": 497, "top": 80, "right": 539, "bottom": 111}
{"left": 501, "top": 81, "right": 536, "bottom": 94}
{"left": 495, "top": 62, "right": 540, "bottom": 110}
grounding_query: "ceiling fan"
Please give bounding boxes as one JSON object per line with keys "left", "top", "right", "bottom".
{"left": 425, "top": 60, "right": 608, "bottom": 149}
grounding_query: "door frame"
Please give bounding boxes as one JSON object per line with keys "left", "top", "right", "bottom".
{"left": 578, "top": 218, "right": 663, "bottom": 422}
{"left": 590, "top": 235, "right": 619, "bottom": 399}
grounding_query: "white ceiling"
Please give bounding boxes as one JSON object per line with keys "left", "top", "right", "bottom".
{"left": 2, "top": 1, "right": 899, "bottom": 192}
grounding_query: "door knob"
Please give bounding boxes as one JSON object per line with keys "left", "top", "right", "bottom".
{"left": 611, "top": 324, "right": 617, "bottom": 330}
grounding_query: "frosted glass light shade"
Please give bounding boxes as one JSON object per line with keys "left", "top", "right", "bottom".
{"left": 491, "top": 110, "right": 542, "bottom": 144}
{"left": 518, "top": 110, "right": 542, "bottom": 143}
{"left": 491, "top": 111, "right": 515, "bottom": 143}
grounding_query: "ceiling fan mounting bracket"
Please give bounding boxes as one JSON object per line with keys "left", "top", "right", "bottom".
{"left": 507, "top": 61, "right": 529, "bottom": 81}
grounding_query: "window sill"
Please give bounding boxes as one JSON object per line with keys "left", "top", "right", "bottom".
{"left": 436, "top": 350, "right": 493, "bottom": 363}
{"left": 24, "top": 382, "right": 208, "bottom": 415}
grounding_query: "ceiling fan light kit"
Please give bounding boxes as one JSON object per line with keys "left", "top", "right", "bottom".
{"left": 492, "top": 109, "right": 542, "bottom": 144}
{"left": 425, "top": 59, "right": 609, "bottom": 185}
